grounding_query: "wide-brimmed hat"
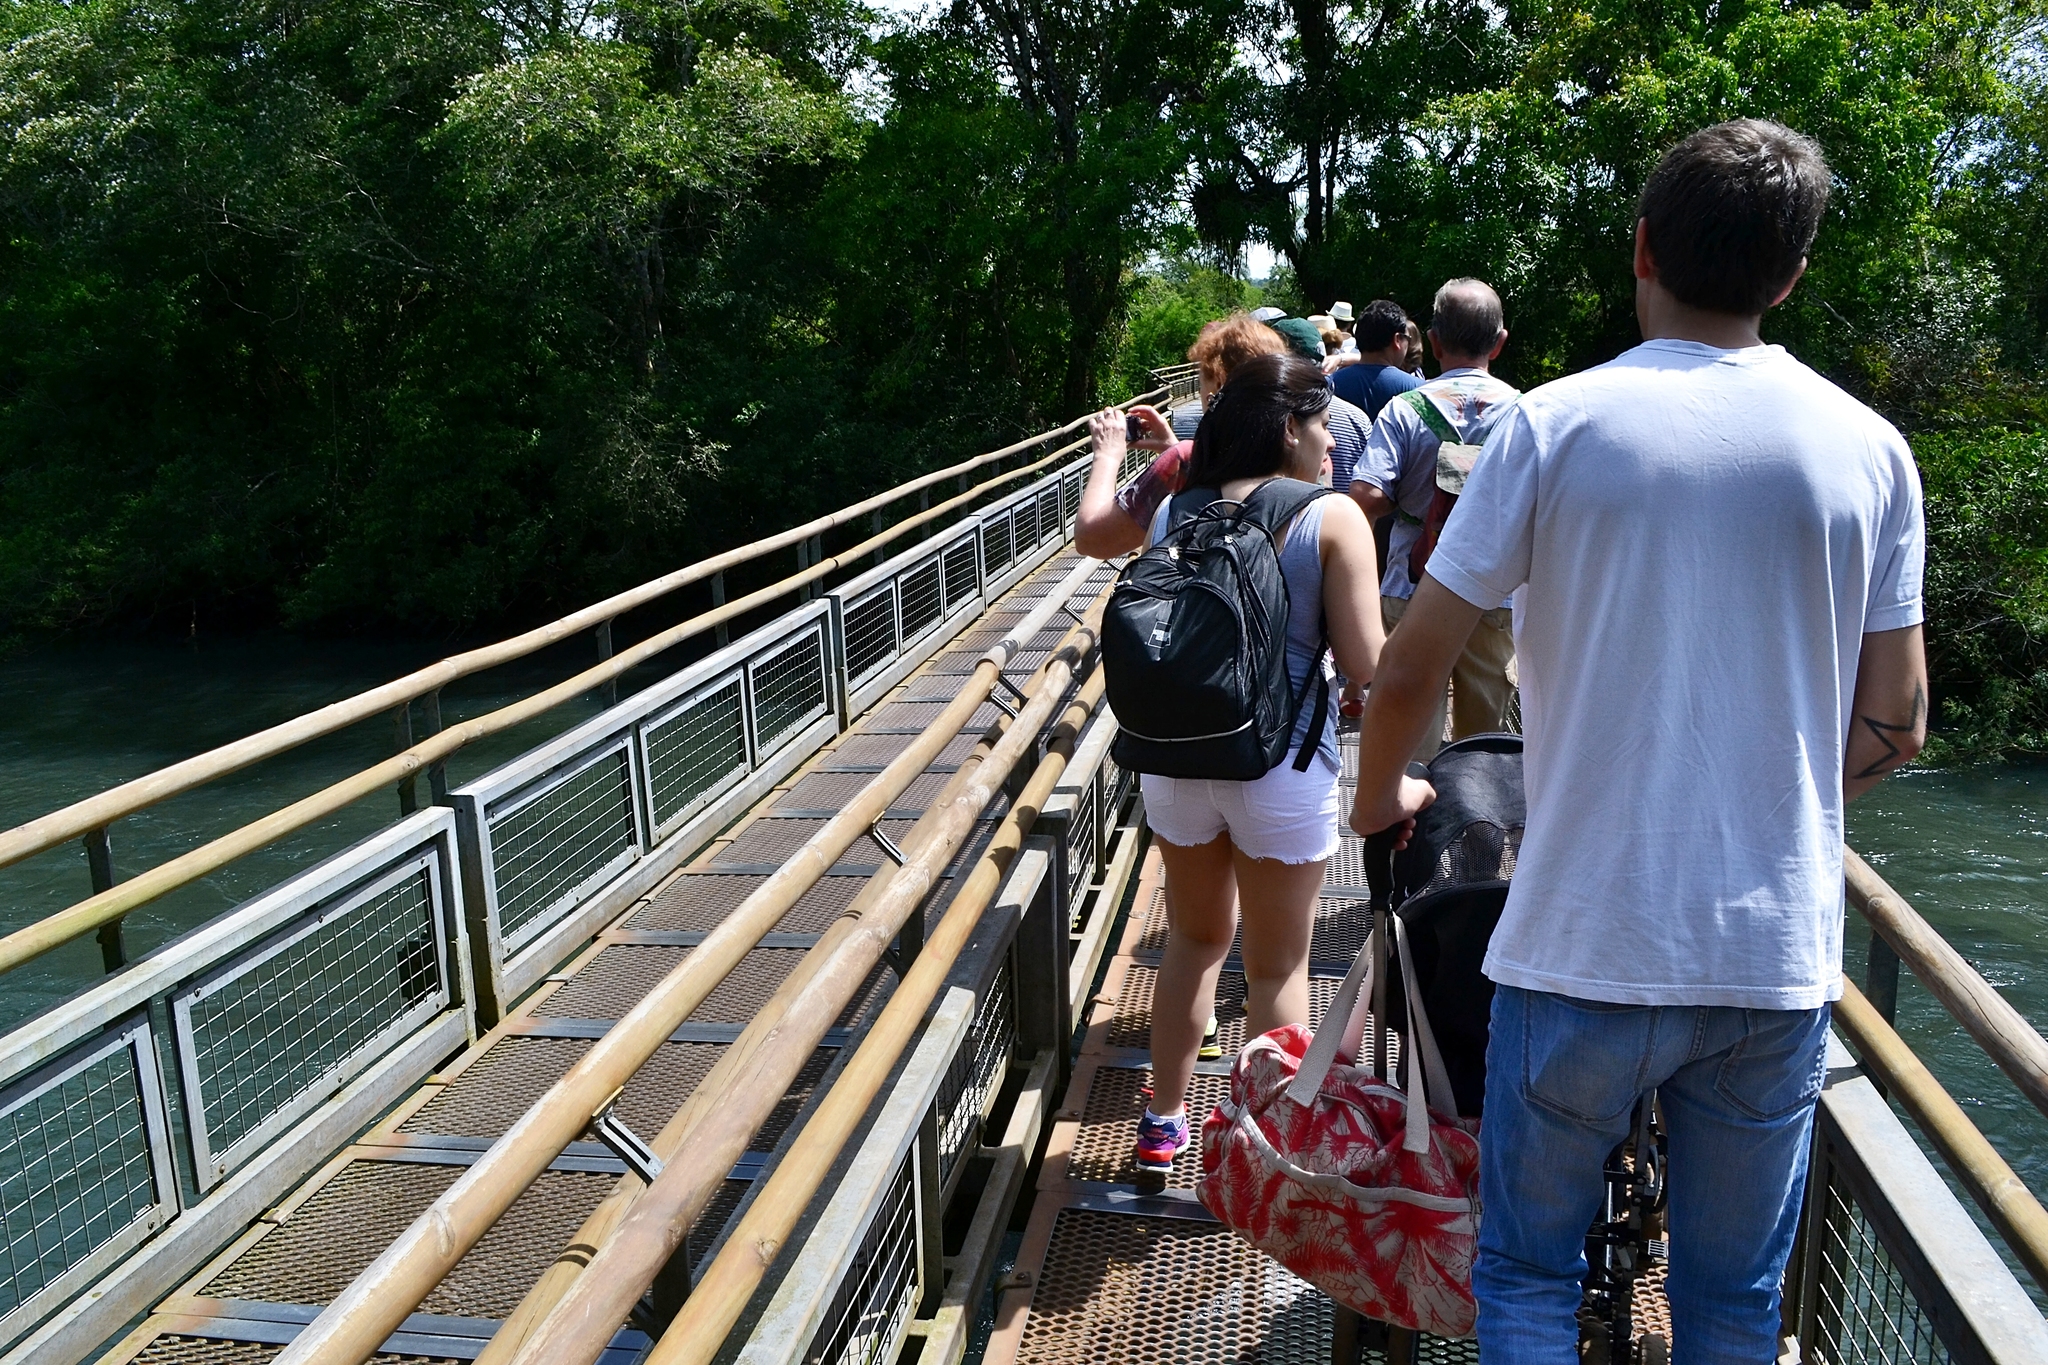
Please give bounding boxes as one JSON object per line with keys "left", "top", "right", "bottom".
{"left": 1306, "top": 313, "right": 1337, "bottom": 331}
{"left": 1330, "top": 301, "right": 1355, "bottom": 323}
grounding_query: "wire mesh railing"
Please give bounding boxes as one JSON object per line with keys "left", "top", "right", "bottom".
{"left": 0, "top": 811, "right": 466, "bottom": 1355}
{"left": 0, "top": 452, "right": 1104, "bottom": 1361}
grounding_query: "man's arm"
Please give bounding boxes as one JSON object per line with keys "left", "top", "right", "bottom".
{"left": 1349, "top": 575, "right": 1485, "bottom": 840}
{"left": 1350, "top": 480, "right": 1394, "bottom": 521}
{"left": 1844, "top": 624, "right": 1928, "bottom": 802}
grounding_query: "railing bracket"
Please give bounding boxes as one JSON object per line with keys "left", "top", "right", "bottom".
{"left": 593, "top": 1103, "right": 665, "bottom": 1185}
{"left": 988, "top": 691, "right": 1019, "bottom": 720}
{"left": 870, "top": 822, "right": 909, "bottom": 866}
{"left": 994, "top": 673, "right": 1029, "bottom": 706}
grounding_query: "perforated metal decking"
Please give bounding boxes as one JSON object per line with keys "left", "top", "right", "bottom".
{"left": 96, "top": 552, "right": 1112, "bottom": 1365}
{"left": 984, "top": 730, "right": 1673, "bottom": 1365}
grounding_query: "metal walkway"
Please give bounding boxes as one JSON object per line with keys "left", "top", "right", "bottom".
{"left": 982, "top": 730, "right": 1672, "bottom": 1365}
{"left": 87, "top": 547, "right": 1135, "bottom": 1365}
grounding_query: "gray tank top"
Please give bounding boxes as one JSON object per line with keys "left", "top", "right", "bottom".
{"left": 1147, "top": 486, "right": 1339, "bottom": 769}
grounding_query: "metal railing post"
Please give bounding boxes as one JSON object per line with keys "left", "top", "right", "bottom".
{"left": 916, "top": 1107, "right": 946, "bottom": 1315}
{"left": 422, "top": 690, "right": 449, "bottom": 806}
{"left": 872, "top": 510, "right": 887, "bottom": 566}
{"left": 595, "top": 619, "right": 617, "bottom": 710}
{"left": 1865, "top": 924, "right": 1901, "bottom": 1026}
{"left": 712, "top": 571, "right": 729, "bottom": 647}
{"left": 84, "top": 825, "right": 123, "bottom": 971}
{"left": 394, "top": 703, "right": 419, "bottom": 815}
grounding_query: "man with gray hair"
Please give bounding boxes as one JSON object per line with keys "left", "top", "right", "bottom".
{"left": 1351, "top": 277, "right": 1520, "bottom": 754}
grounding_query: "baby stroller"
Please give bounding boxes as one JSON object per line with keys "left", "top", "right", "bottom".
{"left": 1337, "top": 733, "right": 1669, "bottom": 1365}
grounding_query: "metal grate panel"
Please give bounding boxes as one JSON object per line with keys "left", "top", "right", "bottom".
{"left": 751, "top": 630, "right": 832, "bottom": 759}
{"left": 129, "top": 1341, "right": 462, "bottom": 1365}
{"left": 982, "top": 519, "right": 1014, "bottom": 577}
{"left": 1128, "top": 890, "right": 1370, "bottom": 967}
{"left": 176, "top": 864, "right": 444, "bottom": 1182}
{"left": 490, "top": 746, "right": 638, "bottom": 948}
{"left": 1064, "top": 1065, "right": 1231, "bottom": 1190}
{"left": 936, "top": 959, "right": 1016, "bottom": 1184}
{"left": 201, "top": 1161, "right": 615, "bottom": 1319}
{"left": 942, "top": 536, "right": 979, "bottom": 609}
{"left": 644, "top": 678, "right": 748, "bottom": 832}
{"left": 402, "top": 1037, "right": 838, "bottom": 1151}
{"left": 899, "top": 558, "right": 944, "bottom": 641}
{"left": 824, "top": 731, "right": 989, "bottom": 770}
{"left": 714, "top": 816, "right": 924, "bottom": 869}
{"left": 626, "top": 873, "right": 869, "bottom": 934}
{"left": 842, "top": 586, "right": 899, "bottom": 685}
{"left": 537, "top": 945, "right": 889, "bottom": 1028}
{"left": 0, "top": 1025, "right": 167, "bottom": 1320}
{"left": 1037, "top": 488, "right": 1063, "bottom": 543}
{"left": 866, "top": 701, "right": 1009, "bottom": 733}
{"left": 801, "top": 1153, "right": 918, "bottom": 1365}
{"left": 1811, "top": 1181, "right": 1952, "bottom": 1365}
{"left": 1103, "top": 965, "right": 1340, "bottom": 1055}
{"left": 1015, "top": 1208, "right": 1333, "bottom": 1365}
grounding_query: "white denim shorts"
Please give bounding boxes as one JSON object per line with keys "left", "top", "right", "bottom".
{"left": 1140, "top": 754, "right": 1341, "bottom": 865}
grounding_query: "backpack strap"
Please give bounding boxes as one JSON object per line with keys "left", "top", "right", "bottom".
{"left": 1237, "top": 477, "right": 1330, "bottom": 540}
{"left": 1400, "top": 388, "right": 1464, "bottom": 445}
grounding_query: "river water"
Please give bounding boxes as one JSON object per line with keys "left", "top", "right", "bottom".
{"left": 2, "top": 639, "right": 2045, "bottom": 1287}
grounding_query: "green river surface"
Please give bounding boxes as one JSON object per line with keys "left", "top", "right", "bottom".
{"left": 2, "top": 638, "right": 2045, "bottom": 1300}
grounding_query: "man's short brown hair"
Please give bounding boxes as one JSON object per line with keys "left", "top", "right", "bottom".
{"left": 1187, "top": 313, "right": 1288, "bottom": 387}
{"left": 1638, "top": 119, "right": 1831, "bottom": 316}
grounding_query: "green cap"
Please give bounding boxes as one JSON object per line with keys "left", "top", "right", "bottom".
{"left": 1268, "top": 317, "right": 1326, "bottom": 361}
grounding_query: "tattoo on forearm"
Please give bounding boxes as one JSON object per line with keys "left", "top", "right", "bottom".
{"left": 1852, "top": 680, "right": 1925, "bottom": 779}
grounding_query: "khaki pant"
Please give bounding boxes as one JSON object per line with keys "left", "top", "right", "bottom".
{"left": 1381, "top": 595, "right": 1517, "bottom": 761}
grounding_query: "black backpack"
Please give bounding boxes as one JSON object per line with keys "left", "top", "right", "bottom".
{"left": 1103, "top": 478, "right": 1331, "bottom": 781}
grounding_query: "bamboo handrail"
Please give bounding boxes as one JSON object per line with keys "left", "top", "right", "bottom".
{"left": 500, "top": 610, "right": 1106, "bottom": 1365}
{"left": 648, "top": 669, "right": 1105, "bottom": 1365}
{"left": 266, "top": 562, "right": 1107, "bottom": 1365}
{"left": 0, "top": 389, "right": 1160, "bottom": 879}
{"left": 1831, "top": 980, "right": 2048, "bottom": 1291}
{"left": 0, "top": 436, "right": 1094, "bottom": 979}
{"left": 1845, "top": 849, "right": 2048, "bottom": 1123}
{"left": 465, "top": 641, "right": 1061, "bottom": 1365}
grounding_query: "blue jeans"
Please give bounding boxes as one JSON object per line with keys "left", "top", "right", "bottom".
{"left": 1475, "top": 986, "right": 1830, "bottom": 1365}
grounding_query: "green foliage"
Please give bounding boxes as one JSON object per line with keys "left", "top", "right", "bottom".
{"left": 0, "top": 0, "right": 2043, "bottom": 777}
{"left": 1915, "top": 428, "right": 2048, "bottom": 763}
{"left": 1110, "top": 259, "right": 1264, "bottom": 398}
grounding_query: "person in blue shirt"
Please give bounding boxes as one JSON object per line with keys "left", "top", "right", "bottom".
{"left": 1328, "top": 299, "right": 1424, "bottom": 420}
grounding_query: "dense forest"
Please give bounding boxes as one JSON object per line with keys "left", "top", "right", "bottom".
{"left": 1, "top": 0, "right": 2044, "bottom": 753}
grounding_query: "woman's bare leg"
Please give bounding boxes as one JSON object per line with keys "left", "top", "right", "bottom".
{"left": 1148, "top": 833, "right": 1238, "bottom": 1115}
{"left": 1232, "top": 850, "right": 1326, "bottom": 1038}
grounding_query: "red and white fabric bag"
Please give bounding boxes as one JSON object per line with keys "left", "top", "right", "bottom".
{"left": 1194, "top": 915, "right": 1482, "bottom": 1337}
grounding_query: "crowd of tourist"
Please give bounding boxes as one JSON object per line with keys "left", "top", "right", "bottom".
{"left": 1080, "top": 118, "right": 1930, "bottom": 1361}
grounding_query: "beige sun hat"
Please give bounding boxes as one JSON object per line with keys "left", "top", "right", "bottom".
{"left": 1306, "top": 313, "right": 1337, "bottom": 331}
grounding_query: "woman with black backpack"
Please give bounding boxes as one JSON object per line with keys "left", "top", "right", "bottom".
{"left": 1088, "top": 352, "right": 1386, "bottom": 1172}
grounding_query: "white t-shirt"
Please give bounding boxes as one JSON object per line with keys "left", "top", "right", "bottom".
{"left": 1427, "top": 339, "right": 1925, "bottom": 1009}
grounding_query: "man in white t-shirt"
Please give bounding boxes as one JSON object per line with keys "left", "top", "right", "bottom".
{"left": 1351, "top": 120, "right": 1927, "bottom": 1362}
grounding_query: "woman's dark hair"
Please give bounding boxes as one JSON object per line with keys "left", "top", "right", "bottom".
{"left": 1185, "top": 353, "right": 1332, "bottom": 489}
